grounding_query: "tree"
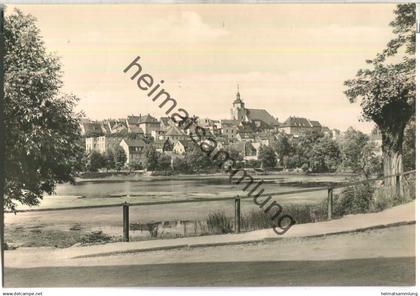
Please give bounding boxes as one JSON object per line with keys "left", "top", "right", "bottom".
{"left": 339, "top": 128, "right": 382, "bottom": 178}
{"left": 104, "top": 148, "right": 115, "bottom": 172}
{"left": 173, "top": 156, "right": 191, "bottom": 174}
{"left": 158, "top": 154, "right": 172, "bottom": 171}
{"left": 186, "top": 146, "right": 214, "bottom": 172}
{"left": 258, "top": 146, "right": 277, "bottom": 169}
{"left": 344, "top": 4, "right": 415, "bottom": 195}
{"left": 113, "top": 146, "right": 127, "bottom": 171}
{"left": 4, "top": 10, "right": 84, "bottom": 210}
{"left": 310, "top": 135, "right": 341, "bottom": 173}
{"left": 87, "top": 151, "right": 105, "bottom": 172}
{"left": 272, "top": 134, "right": 290, "bottom": 168}
{"left": 144, "top": 146, "right": 159, "bottom": 171}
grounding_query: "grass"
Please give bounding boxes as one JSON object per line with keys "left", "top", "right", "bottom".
{"left": 80, "top": 231, "right": 113, "bottom": 245}
{"left": 5, "top": 228, "right": 84, "bottom": 248}
{"left": 206, "top": 211, "right": 233, "bottom": 234}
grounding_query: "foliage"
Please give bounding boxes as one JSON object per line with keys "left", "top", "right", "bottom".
{"left": 309, "top": 135, "right": 341, "bottom": 173}
{"left": 258, "top": 145, "right": 277, "bottom": 168}
{"left": 172, "top": 157, "right": 192, "bottom": 174}
{"left": 285, "top": 130, "right": 340, "bottom": 173}
{"left": 246, "top": 159, "right": 262, "bottom": 169}
{"left": 144, "top": 146, "right": 159, "bottom": 171}
{"left": 128, "top": 161, "right": 143, "bottom": 171}
{"left": 104, "top": 148, "right": 115, "bottom": 171}
{"left": 344, "top": 4, "right": 415, "bottom": 194}
{"left": 334, "top": 183, "right": 375, "bottom": 217}
{"left": 185, "top": 147, "right": 214, "bottom": 172}
{"left": 272, "top": 134, "right": 290, "bottom": 167}
{"left": 4, "top": 10, "right": 84, "bottom": 210}
{"left": 402, "top": 118, "right": 416, "bottom": 171}
{"left": 339, "top": 127, "right": 382, "bottom": 178}
{"left": 157, "top": 154, "right": 172, "bottom": 171}
{"left": 87, "top": 151, "right": 106, "bottom": 172}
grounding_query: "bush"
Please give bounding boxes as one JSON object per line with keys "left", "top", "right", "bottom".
{"left": 246, "top": 159, "right": 262, "bottom": 169}
{"left": 402, "top": 174, "right": 416, "bottom": 201}
{"left": 129, "top": 161, "right": 143, "bottom": 171}
{"left": 334, "top": 184, "right": 374, "bottom": 216}
{"left": 206, "top": 211, "right": 233, "bottom": 234}
{"left": 372, "top": 175, "right": 416, "bottom": 211}
{"left": 372, "top": 187, "right": 394, "bottom": 211}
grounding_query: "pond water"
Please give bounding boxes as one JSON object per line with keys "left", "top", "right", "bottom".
{"left": 24, "top": 174, "right": 348, "bottom": 210}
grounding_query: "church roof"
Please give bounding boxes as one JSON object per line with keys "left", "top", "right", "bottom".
{"left": 246, "top": 108, "right": 280, "bottom": 126}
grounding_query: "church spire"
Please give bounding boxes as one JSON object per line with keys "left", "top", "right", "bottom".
{"left": 236, "top": 84, "right": 241, "bottom": 101}
{"left": 233, "top": 84, "right": 243, "bottom": 106}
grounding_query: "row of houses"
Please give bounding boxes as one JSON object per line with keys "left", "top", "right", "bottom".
{"left": 85, "top": 131, "right": 262, "bottom": 166}
{"left": 82, "top": 89, "right": 342, "bottom": 165}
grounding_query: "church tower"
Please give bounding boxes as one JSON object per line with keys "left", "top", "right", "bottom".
{"left": 231, "top": 85, "right": 246, "bottom": 121}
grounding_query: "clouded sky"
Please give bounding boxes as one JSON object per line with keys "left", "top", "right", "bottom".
{"left": 8, "top": 4, "right": 396, "bottom": 133}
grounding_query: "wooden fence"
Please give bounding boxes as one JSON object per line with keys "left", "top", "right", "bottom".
{"left": 5, "top": 170, "right": 416, "bottom": 242}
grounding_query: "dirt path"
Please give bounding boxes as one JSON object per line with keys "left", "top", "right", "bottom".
{"left": 5, "top": 257, "right": 415, "bottom": 287}
{"left": 5, "top": 224, "right": 415, "bottom": 268}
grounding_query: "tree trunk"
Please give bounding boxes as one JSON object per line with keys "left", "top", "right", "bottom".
{"left": 383, "top": 149, "right": 403, "bottom": 195}
{"left": 382, "top": 128, "right": 404, "bottom": 197}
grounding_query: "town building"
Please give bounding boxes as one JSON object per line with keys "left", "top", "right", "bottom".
{"left": 165, "top": 125, "right": 188, "bottom": 143}
{"left": 173, "top": 140, "right": 195, "bottom": 155}
{"left": 229, "top": 141, "right": 258, "bottom": 161}
{"left": 138, "top": 114, "right": 160, "bottom": 135}
{"left": 221, "top": 119, "right": 240, "bottom": 140}
{"left": 279, "top": 116, "right": 323, "bottom": 136}
{"left": 119, "top": 138, "right": 147, "bottom": 165}
{"left": 85, "top": 136, "right": 122, "bottom": 154}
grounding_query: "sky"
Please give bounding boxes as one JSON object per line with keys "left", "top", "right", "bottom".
{"left": 8, "top": 4, "right": 397, "bottom": 133}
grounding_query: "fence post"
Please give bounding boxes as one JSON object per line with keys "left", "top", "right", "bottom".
{"left": 235, "top": 196, "right": 241, "bottom": 233}
{"left": 327, "top": 188, "right": 333, "bottom": 220}
{"left": 123, "top": 202, "right": 130, "bottom": 242}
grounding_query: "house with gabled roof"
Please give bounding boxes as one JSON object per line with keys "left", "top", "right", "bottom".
{"left": 279, "top": 116, "right": 324, "bottom": 136}
{"left": 138, "top": 114, "right": 160, "bottom": 135}
{"left": 173, "top": 140, "right": 195, "bottom": 155}
{"left": 153, "top": 138, "right": 173, "bottom": 153}
{"left": 165, "top": 125, "right": 187, "bottom": 143}
{"left": 228, "top": 141, "right": 258, "bottom": 161}
{"left": 126, "top": 115, "right": 145, "bottom": 134}
{"left": 120, "top": 138, "right": 147, "bottom": 165}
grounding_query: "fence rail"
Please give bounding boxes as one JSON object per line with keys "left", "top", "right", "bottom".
{"left": 5, "top": 170, "right": 416, "bottom": 242}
